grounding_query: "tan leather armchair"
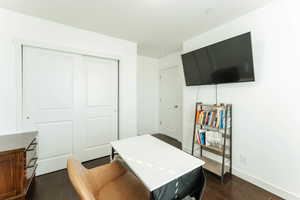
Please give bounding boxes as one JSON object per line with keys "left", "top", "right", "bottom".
{"left": 67, "top": 157, "right": 150, "bottom": 200}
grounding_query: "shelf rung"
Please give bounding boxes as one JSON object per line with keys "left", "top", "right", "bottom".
{"left": 198, "top": 156, "right": 229, "bottom": 177}
{"left": 200, "top": 145, "right": 230, "bottom": 158}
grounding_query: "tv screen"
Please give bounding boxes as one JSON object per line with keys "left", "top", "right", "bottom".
{"left": 181, "top": 32, "right": 255, "bottom": 86}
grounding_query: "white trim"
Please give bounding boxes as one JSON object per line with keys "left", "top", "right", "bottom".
{"left": 12, "top": 38, "right": 123, "bottom": 61}
{"left": 13, "top": 41, "right": 23, "bottom": 130}
{"left": 183, "top": 146, "right": 300, "bottom": 200}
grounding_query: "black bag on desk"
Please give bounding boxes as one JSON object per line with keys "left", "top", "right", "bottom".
{"left": 151, "top": 167, "right": 205, "bottom": 200}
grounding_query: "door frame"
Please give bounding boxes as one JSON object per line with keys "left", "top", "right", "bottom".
{"left": 159, "top": 65, "right": 183, "bottom": 142}
{"left": 13, "top": 39, "right": 121, "bottom": 142}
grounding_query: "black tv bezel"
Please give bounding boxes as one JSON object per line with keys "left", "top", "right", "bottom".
{"left": 181, "top": 32, "right": 255, "bottom": 86}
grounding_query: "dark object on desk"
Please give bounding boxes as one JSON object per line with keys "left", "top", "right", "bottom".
{"left": 0, "top": 131, "right": 38, "bottom": 200}
{"left": 152, "top": 167, "right": 205, "bottom": 200}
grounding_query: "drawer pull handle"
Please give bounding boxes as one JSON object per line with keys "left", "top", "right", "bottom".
{"left": 26, "top": 157, "right": 38, "bottom": 169}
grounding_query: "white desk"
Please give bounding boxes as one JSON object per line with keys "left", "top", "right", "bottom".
{"left": 110, "top": 135, "right": 205, "bottom": 192}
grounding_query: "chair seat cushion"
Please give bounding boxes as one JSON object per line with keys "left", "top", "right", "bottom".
{"left": 98, "top": 171, "right": 150, "bottom": 200}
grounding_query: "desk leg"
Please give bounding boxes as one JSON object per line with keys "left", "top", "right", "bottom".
{"left": 150, "top": 191, "right": 154, "bottom": 200}
{"left": 110, "top": 147, "right": 115, "bottom": 161}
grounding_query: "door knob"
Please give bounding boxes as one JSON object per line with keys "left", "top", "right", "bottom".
{"left": 174, "top": 105, "right": 179, "bottom": 108}
{"left": 26, "top": 116, "right": 30, "bottom": 119}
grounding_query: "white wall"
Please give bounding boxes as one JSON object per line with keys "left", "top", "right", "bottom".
{"left": 182, "top": 0, "right": 300, "bottom": 199}
{"left": 0, "top": 8, "right": 138, "bottom": 139}
{"left": 137, "top": 56, "right": 159, "bottom": 135}
{"left": 159, "top": 52, "right": 184, "bottom": 141}
{"left": 159, "top": 51, "right": 183, "bottom": 71}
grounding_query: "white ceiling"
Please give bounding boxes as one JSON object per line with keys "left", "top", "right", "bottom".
{"left": 0, "top": 0, "right": 274, "bottom": 58}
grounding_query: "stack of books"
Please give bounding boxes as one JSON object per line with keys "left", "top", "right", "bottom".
{"left": 195, "top": 108, "right": 226, "bottom": 129}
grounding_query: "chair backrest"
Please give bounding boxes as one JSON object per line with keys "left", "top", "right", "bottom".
{"left": 67, "top": 157, "right": 97, "bottom": 200}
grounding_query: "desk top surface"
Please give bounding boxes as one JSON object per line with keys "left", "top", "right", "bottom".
{"left": 111, "top": 135, "right": 205, "bottom": 191}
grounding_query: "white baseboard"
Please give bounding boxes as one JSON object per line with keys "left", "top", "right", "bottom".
{"left": 233, "top": 168, "right": 300, "bottom": 200}
{"left": 182, "top": 146, "right": 300, "bottom": 200}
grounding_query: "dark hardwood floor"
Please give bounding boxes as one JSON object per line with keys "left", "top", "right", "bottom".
{"left": 31, "top": 134, "right": 282, "bottom": 200}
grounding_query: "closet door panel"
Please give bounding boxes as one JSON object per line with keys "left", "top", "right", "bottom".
{"left": 81, "top": 56, "right": 118, "bottom": 161}
{"left": 23, "top": 46, "right": 76, "bottom": 175}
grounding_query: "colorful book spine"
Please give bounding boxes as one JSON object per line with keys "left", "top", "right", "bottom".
{"left": 216, "top": 110, "right": 220, "bottom": 128}
{"left": 200, "top": 131, "right": 206, "bottom": 145}
{"left": 220, "top": 110, "right": 224, "bottom": 129}
{"left": 208, "top": 112, "right": 213, "bottom": 127}
{"left": 202, "top": 111, "right": 206, "bottom": 125}
{"left": 210, "top": 111, "right": 216, "bottom": 127}
{"left": 201, "top": 111, "right": 205, "bottom": 125}
{"left": 198, "top": 110, "right": 203, "bottom": 124}
{"left": 195, "top": 132, "right": 201, "bottom": 144}
{"left": 206, "top": 112, "right": 210, "bottom": 126}
{"left": 196, "top": 111, "right": 200, "bottom": 124}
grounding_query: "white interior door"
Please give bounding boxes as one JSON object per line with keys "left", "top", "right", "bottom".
{"left": 23, "top": 46, "right": 118, "bottom": 175}
{"left": 159, "top": 66, "right": 182, "bottom": 141}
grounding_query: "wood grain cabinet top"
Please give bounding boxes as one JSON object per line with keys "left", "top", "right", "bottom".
{"left": 0, "top": 130, "right": 38, "bottom": 200}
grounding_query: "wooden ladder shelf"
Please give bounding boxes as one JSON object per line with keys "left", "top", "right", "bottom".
{"left": 191, "top": 103, "right": 232, "bottom": 183}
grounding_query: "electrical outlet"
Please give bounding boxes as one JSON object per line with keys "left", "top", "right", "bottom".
{"left": 240, "top": 154, "right": 247, "bottom": 165}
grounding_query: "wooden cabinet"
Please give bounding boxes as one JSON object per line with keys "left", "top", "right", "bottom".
{"left": 0, "top": 133, "right": 38, "bottom": 200}
{"left": 0, "top": 153, "right": 18, "bottom": 199}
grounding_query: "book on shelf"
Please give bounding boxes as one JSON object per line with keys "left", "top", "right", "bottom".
{"left": 195, "top": 110, "right": 201, "bottom": 124}
{"left": 195, "top": 129, "right": 206, "bottom": 145}
{"left": 195, "top": 131, "right": 199, "bottom": 144}
{"left": 200, "top": 130, "right": 206, "bottom": 145}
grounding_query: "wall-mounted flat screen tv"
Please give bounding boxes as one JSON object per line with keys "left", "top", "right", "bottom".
{"left": 181, "top": 32, "right": 255, "bottom": 86}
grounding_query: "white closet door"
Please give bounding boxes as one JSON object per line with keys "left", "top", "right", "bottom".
{"left": 23, "top": 46, "right": 118, "bottom": 175}
{"left": 23, "top": 46, "right": 77, "bottom": 175}
{"left": 75, "top": 56, "right": 118, "bottom": 162}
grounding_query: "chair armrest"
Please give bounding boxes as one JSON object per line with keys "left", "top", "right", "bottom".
{"left": 88, "top": 161, "right": 127, "bottom": 191}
